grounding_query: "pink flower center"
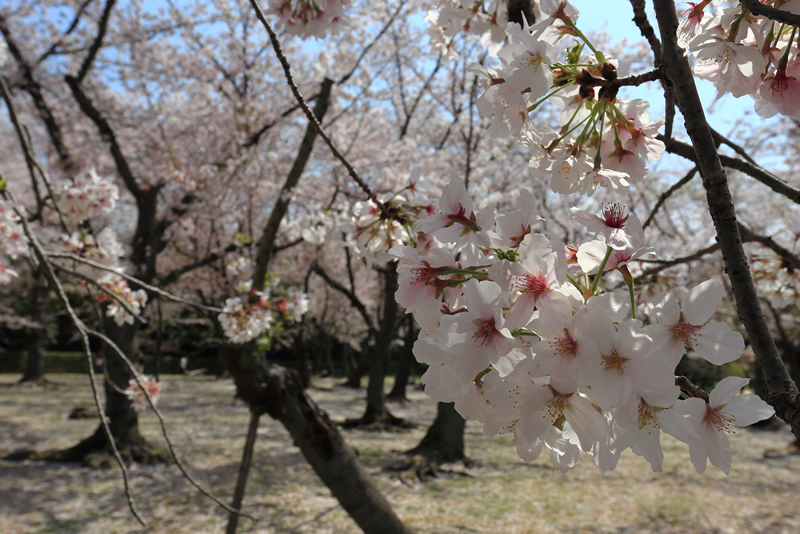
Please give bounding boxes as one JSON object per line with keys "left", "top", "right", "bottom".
{"left": 638, "top": 403, "right": 660, "bottom": 432}
{"left": 769, "top": 68, "right": 791, "bottom": 97}
{"left": 704, "top": 405, "right": 735, "bottom": 434}
{"left": 549, "top": 329, "right": 578, "bottom": 359}
{"left": 411, "top": 262, "right": 448, "bottom": 285}
{"left": 670, "top": 314, "right": 701, "bottom": 348}
{"left": 602, "top": 203, "right": 629, "bottom": 228}
{"left": 518, "top": 273, "right": 549, "bottom": 296}
{"left": 601, "top": 350, "right": 628, "bottom": 372}
{"left": 473, "top": 317, "right": 499, "bottom": 346}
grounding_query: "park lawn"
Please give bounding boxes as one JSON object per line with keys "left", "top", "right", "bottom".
{"left": 0, "top": 373, "right": 798, "bottom": 533}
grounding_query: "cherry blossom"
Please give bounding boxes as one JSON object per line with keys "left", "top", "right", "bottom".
{"left": 673, "top": 377, "right": 774, "bottom": 474}
{"left": 647, "top": 279, "right": 745, "bottom": 367}
{"left": 125, "top": 375, "right": 163, "bottom": 411}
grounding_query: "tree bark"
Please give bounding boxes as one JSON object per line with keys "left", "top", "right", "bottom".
{"left": 406, "top": 402, "right": 466, "bottom": 464}
{"left": 388, "top": 317, "right": 416, "bottom": 401}
{"left": 360, "top": 263, "right": 401, "bottom": 423}
{"left": 220, "top": 348, "right": 412, "bottom": 534}
{"left": 57, "top": 319, "right": 163, "bottom": 463}
{"left": 20, "top": 267, "right": 47, "bottom": 384}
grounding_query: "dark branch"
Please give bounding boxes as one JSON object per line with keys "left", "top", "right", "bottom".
{"left": 75, "top": 0, "right": 116, "bottom": 83}
{"left": 653, "top": 0, "right": 800, "bottom": 440}
{"left": 311, "top": 261, "right": 375, "bottom": 334}
{"left": 658, "top": 135, "right": 800, "bottom": 206}
{"left": 740, "top": 0, "right": 800, "bottom": 28}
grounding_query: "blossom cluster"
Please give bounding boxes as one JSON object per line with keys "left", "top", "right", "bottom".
{"left": 44, "top": 171, "right": 146, "bottom": 325}
{"left": 218, "top": 286, "right": 309, "bottom": 343}
{"left": 439, "top": 1, "right": 667, "bottom": 196}
{"left": 40, "top": 227, "right": 123, "bottom": 266}
{"left": 425, "top": 0, "right": 514, "bottom": 60}
{"left": 0, "top": 198, "right": 29, "bottom": 284}
{"left": 342, "top": 169, "right": 436, "bottom": 263}
{"left": 125, "top": 375, "right": 162, "bottom": 410}
{"left": 55, "top": 169, "right": 119, "bottom": 224}
{"left": 386, "top": 177, "right": 773, "bottom": 474}
{"left": 96, "top": 274, "right": 148, "bottom": 327}
{"left": 266, "top": 0, "right": 348, "bottom": 39}
{"left": 681, "top": 0, "right": 800, "bottom": 118}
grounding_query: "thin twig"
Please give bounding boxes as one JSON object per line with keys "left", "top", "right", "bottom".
{"left": 336, "top": 0, "right": 407, "bottom": 85}
{"left": 247, "top": 0, "right": 388, "bottom": 216}
{"left": 643, "top": 167, "right": 697, "bottom": 229}
{"left": 82, "top": 325, "right": 257, "bottom": 522}
{"left": 0, "top": 74, "right": 70, "bottom": 230}
{"left": 46, "top": 253, "right": 224, "bottom": 313}
{"left": 740, "top": 0, "right": 800, "bottom": 28}
{"left": 676, "top": 376, "right": 709, "bottom": 403}
{"left": 51, "top": 262, "right": 147, "bottom": 324}
{"left": 658, "top": 134, "right": 800, "bottom": 206}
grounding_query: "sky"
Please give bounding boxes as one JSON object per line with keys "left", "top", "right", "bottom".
{"left": 136, "top": 0, "right": 759, "bottom": 137}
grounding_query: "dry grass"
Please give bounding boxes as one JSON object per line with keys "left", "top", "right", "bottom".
{"left": 1, "top": 373, "right": 798, "bottom": 534}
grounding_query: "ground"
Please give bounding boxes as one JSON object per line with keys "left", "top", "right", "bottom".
{"left": 1, "top": 373, "right": 799, "bottom": 534}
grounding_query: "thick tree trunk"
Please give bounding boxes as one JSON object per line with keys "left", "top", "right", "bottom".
{"left": 388, "top": 317, "right": 416, "bottom": 401}
{"left": 360, "top": 263, "right": 402, "bottom": 424}
{"left": 343, "top": 344, "right": 370, "bottom": 388}
{"left": 406, "top": 402, "right": 466, "bottom": 464}
{"left": 19, "top": 267, "right": 46, "bottom": 384}
{"left": 56, "top": 320, "right": 163, "bottom": 464}
{"left": 220, "top": 347, "right": 412, "bottom": 534}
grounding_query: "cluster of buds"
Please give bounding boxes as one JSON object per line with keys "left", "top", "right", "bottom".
{"left": 125, "top": 375, "right": 162, "bottom": 410}
{"left": 372, "top": 175, "right": 774, "bottom": 474}
{"left": 0, "top": 198, "right": 28, "bottom": 284}
{"left": 218, "top": 286, "right": 309, "bottom": 343}
{"left": 266, "top": 0, "right": 348, "bottom": 39}
{"left": 681, "top": 0, "right": 800, "bottom": 118}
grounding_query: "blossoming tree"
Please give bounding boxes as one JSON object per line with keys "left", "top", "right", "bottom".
{"left": 2, "top": 0, "right": 800, "bottom": 532}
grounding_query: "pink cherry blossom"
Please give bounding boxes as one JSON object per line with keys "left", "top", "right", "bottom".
{"left": 647, "top": 280, "right": 745, "bottom": 366}
{"left": 674, "top": 377, "right": 774, "bottom": 474}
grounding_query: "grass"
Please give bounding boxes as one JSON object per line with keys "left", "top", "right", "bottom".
{"left": 1, "top": 373, "right": 799, "bottom": 533}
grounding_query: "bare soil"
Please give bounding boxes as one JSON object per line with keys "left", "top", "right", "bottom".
{"left": 1, "top": 374, "right": 798, "bottom": 533}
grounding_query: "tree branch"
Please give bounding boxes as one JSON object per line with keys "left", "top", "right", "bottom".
{"left": 658, "top": 135, "right": 800, "bottom": 206}
{"left": 653, "top": 0, "right": 800, "bottom": 440}
{"left": 643, "top": 166, "right": 697, "bottom": 229}
{"left": 250, "top": 77, "right": 334, "bottom": 294}
{"left": 248, "top": 0, "right": 388, "bottom": 216}
{"left": 75, "top": 0, "right": 116, "bottom": 83}
{"left": 740, "top": 0, "right": 800, "bottom": 28}
{"left": 311, "top": 261, "right": 376, "bottom": 334}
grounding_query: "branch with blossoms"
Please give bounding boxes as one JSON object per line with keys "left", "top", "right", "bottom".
{"left": 653, "top": 0, "right": 800, "bottom": 441}
{"left": 345, "top": 169, "right": 775, "bottom": 475}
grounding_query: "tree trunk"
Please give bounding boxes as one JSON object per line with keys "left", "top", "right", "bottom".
{"left": 56, "top": 319, "right": 163, "bottom": 464}
{"left": 343, "top": 344, "right": 369, "bottom": 388}
{"left": 361, "top": 263, "right": 400, "bottom": 423}
{"left": 19, "top": 267, "right": 46, "bottom": 384}
{"left": 406, "top": 402, "right": 466, "bottom": 464}
{"left": 220, "top": 347, "right": 412, "bottom": 534}
{"left": 388, "top": 317, "right": 416, "bottom": 401}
